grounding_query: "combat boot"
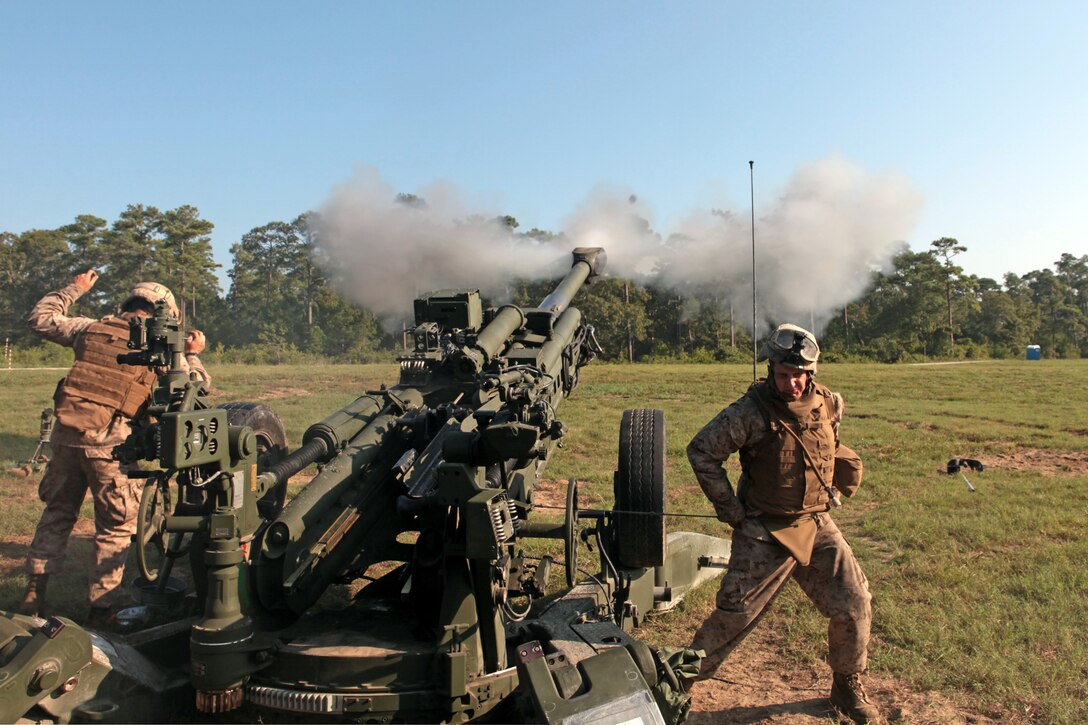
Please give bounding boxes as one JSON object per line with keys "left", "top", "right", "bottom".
{"left": 830, "top": 672, "right": 882, "bottom": 724}
{"left": 18, "top": 574, "right": 48, "bottom": 616}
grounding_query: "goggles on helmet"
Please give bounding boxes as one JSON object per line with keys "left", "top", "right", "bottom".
{"left": 768, "top": 327, "right": 819, "bottom": 366}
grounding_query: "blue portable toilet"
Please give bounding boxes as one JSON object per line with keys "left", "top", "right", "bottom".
{"left": 1026, "top": 345, "right": 1042, "bottom": 360}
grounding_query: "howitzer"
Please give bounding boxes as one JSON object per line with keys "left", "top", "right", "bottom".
{"left": 2, "top": 247, "right": 730, "bottom": 725}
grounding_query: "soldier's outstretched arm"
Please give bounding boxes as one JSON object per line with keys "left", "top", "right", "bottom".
{"left": 26, "top": 271, "right": 99, "bottom": 347}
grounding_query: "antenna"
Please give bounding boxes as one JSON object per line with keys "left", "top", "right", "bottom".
{"left": 749, "top": 160, "right": 757, "bottom": 382}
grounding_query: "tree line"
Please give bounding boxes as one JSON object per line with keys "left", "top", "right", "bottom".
{"left": 3, "top": 204, "right": 1086, "bottom": 365}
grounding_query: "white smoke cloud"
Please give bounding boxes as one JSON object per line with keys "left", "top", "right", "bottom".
{"left": 315, "top": 156, "right": 922, "bottom": 335}
{"left": 315, "top": 166, "right": 570, "bottom": 330}
{"left": 560, "top": 154, "right": 922, "bottom": 333}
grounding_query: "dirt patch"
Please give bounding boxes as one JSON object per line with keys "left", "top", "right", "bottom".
{"left": 251, "top": 386, "right": 311, "bottom": 401}
{"left": 902, "top": 421, "right": 937, "bottom": 432}
{"left": 984, "top": 449, "right": 1088, "bottom": 476}
{"left": 0, "top": 533, "right": 35, "bottom": 581}
{"left": 688, "top": 625, "right": 1006, "bottom": 724}
{"left": 532, "top": 479, "right": 568, "bottom": 510}
{"left": 288, "top": 470, "right": 317, "bottom": 486}
{"left": 0, "top": 521, "right": 97, "bottom": 597}
{"left": 531, "top": 479, "right": 604, "bottom": 513}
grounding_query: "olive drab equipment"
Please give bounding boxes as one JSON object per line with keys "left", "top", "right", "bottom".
{"left": 0, "top": 248, "right": 733, "bottom": 725}
{"left": 53, "top": 316, "right": 157, "bottom": 431}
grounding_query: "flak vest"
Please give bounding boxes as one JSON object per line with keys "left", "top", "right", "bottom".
{"left": 54, "top": 315, "right": 157, "bottom": 432}
{"left": 738, "top": 381, "right": 837, "bottom": 517}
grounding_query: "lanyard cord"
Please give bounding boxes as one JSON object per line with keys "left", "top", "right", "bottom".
{"left": 776, "top": 423, "right": 841, "bottom": 507}
{"left": 530, "top": 504, "right": 719, "bottom": 519}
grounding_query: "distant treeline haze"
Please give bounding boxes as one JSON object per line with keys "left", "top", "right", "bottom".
{"left": 3, "top": 204, "right": 1086, "bottom": 364}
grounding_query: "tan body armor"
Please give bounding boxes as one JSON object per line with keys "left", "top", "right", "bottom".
{"left": 738, "top": 380, "right": 837, "bottom": 517}
{"left": 54, "top": 316, "right": 156, "bottom": 431}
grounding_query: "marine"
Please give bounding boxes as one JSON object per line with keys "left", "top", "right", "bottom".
{"left": 19, "top": 269, "right": 210, "bottom": 627}
{"left": 687, "top": 323, "right": 881, "bottom": 724}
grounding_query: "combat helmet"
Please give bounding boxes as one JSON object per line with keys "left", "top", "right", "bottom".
{"left": 122, "top": 281, "right": 179, "bottom": 319}
{"left": 758, "top": 323, "right": 820, "bottom": 371}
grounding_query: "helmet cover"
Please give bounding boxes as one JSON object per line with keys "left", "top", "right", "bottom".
{"left": 758, "top": 323, "right": 820, "bottom": 371}
{"left": 122, "top": 282, "right": 179, "bottom": 319}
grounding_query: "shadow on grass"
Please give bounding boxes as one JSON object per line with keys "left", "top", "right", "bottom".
{"left": 1, "top": 432, "right": 42, "bottom": 462}
{"left": 0, "top": 534, "right": 99, "bottom": 616}
{"left": 0, "top": 540, "right": 32, "bottom": 570}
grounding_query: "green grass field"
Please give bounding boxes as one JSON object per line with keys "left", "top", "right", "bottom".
{"left": 2, "top": 360, "right": 1085, "bottom": 722}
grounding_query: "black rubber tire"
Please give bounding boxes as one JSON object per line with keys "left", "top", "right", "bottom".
{"left": 216, "top": 403, "right": 289, "bottom": 518}
{"left": 614, "top": 408, "right": 667, "bottom": 568}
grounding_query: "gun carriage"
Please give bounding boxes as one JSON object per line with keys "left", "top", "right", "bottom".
{"left": 1, "top": 247, "right": 729, "bottom": 725}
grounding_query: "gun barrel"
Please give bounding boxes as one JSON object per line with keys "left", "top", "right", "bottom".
{"left": 259, "top": 395, "right": 384, "bottom": 489}
{"left": 537, "top": 247, "right": 607, "bottom": 315}
{"left": 258, "top": 389, "right": 423, "bottom": 614}
{"left": 459, "top": 248, "right": 605, "bottom": 375}
{"left": 302, "top": 394, "right": 383, "bottom": 451}
{"left": 537, "top": 307, "right": 583, "bottom": 375}
{"left": 474, "top": 305, "right": 527, "bottom": 363}
{"left": 263, "top": 404, "right": 401, "bottom": 558}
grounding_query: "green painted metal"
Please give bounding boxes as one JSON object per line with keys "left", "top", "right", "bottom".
{"left": 2, "top": 247, "right": 728, "bottom": 724}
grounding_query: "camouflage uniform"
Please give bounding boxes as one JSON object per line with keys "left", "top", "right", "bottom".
{"left": 688, "top": 380, "right": 871, "bottom": 680}
{"left": 25, "top": 282, "right": 210, "bottom": 609}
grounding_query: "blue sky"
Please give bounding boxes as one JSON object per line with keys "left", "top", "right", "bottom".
{"left": 3, "top": 2, "right": 1085, "bottom": 289}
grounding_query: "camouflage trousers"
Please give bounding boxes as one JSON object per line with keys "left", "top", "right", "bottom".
{"left": 26, "top": 443, "right": 141, "bottom": 608}
{"left": 691, "top": 513, "right": 871, "bottom": 679}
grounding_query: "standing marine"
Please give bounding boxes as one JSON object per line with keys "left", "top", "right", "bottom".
{"left": 19, "top": 269, "right": 210, "bottom": 628}
{"left": 686, "top": 323, "right": 880, "bottom": 723}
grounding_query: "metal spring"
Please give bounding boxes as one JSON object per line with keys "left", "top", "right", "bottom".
{"left": 507, "top": 499, "right": 522, "bottom": 533}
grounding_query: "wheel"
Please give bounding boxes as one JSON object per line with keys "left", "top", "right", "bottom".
{"left": 613, "top": 408, "right": 667, "bottom": 568}
{"left": 217, "top": 403, "right": 289, "bottom": 519}
{"left": 564, "top": 479, "right": 579, "bottom": 588}
{"left": 625, "top": 641, "right": 659, "bottom": 688}
{"left": 136, "top": 479, "right": 171, "bottom": 582}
